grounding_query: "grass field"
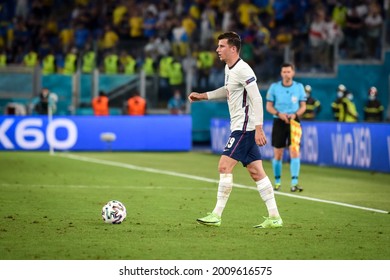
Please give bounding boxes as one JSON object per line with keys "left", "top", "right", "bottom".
{"left": 0, "top": 151, "right": 389, "bottom": 260}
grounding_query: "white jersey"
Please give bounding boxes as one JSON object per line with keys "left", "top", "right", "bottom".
{"left": 224, "top": 58, "right": 262, "bottom": 132}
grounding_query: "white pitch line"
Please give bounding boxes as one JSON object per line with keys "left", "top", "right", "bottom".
{"left": 57, "top": 153, "right": 389, "bottom": 214}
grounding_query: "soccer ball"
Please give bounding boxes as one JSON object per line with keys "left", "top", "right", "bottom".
{"left": 101, "top": 200, "right": 127, "bottom": 224}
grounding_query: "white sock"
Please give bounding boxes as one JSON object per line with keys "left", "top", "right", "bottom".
{"left": 212, "top": 173, "right": 233, "bottom": 217}
{"left": 256, "top": 176, "right": 280, "bottom": 218}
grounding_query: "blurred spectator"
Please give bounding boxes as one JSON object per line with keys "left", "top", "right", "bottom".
{"left": 200, "top": 3, "right": 217, "bottom": 48}
{"left": 100, "top": 25, "right": 119, "bottom": 52}
{"left": 37, "top": 36, "right": 52, "bottom": 59}
{"left": 324, "top": 14, "right": 343, "bottom": 70}
{"left": 156, "top": 35, "right": 172, "bottom": 57}
{"left": 41, "top": 48, "right": 56, "bottom": 75}
{"left": 63, "top": 47, "right": 78, "bottom": 75}
{"left": 144, "top": 1, "right": 158, "bottom": 18}
{"left": 73, "top": 23, "right": 91, "bottom": 50}
{"left": 127, "top": 92, "right": 146, "bottom": 116}
{"left": 302, "top": 85, "right": 321, "bottom": 120}
{"left": 81, "top": 44, "right": 96, "bottom": 74}
{"left": 168, "top": 58, "right": 184, "bottom": 98}
{"left": 339, "top": 90, "right": 358, "bottom": 122}
{"left": 331, "top": 1, "right": 348, "bottom": 29}
{"left": 143, "top": 10, "right": 158, "bottom": 39}
{"left": 209, "top": 61, "right": 225, "bottom": 88}
{"left": 143, "top": 36, "right": 159, "bottom": 60}
{"left": 0, "top": 48, "right": 7, "bottom": 67}
{"left": 128, "top": 7, "right": 144, "bottom": 40}
{"left": 181, "top": 13, "right": 197, "bottom": 43}
{"left": 182, "top": 50, "right": 198, "bottom": 88}
{"left": 156, "top": 1, "right": 172, "bottom": 27}
{"left": 196, "top": 47, "right": 215, "bottom": 91}
{"left": 241, "top": 36, "right": 255, "bottom": 67}
{"left": 58, "top": 25, "right": 74, "bottom": 54}
{"left": 15, "top": 0, "right": 30, "bottom": 20}
{"left": 119, "top": 50, "right": 136, "bottom": 74}
{"left": 43, "top": 14, "right": 59, "bottom": 42}
{"left": 103, "top": 50, "right": 119, "bottom": 74}
{"left": 331, "top": 84, "right": 347, "bottom": 121}
{"left": 141, "top": 52, "right": 156, "bottom": 76}
{"left": 13, "top": 45, "right": 26, "bottom": 64}
{"left": 54, "top": 48, "right": 65, "bottom": 73}
{"left": 364, "top": 2, "right": 383, "bottom": 59}
{"left": 221, "top": 5, "right": 235, "bottom": 32}
{"left": 237, "top": 0, "right": 259, "bottom": 29}
{"left": 158, "top": 53, "right": 174, "bottom": 101}
{"left": 171, "top": 19, "right": 189, "bottom": 58}
{"left": 364, "top": 86, "right": 384, "bottom": 122}
{"left": 92, "top": 91, "right": 109, "bottom": 116}
{"left": 4, "top": 102, "right": 27, "bottom": 115}
{"left": 33, "top": 88, "right": 57, "bottom": 115}
{"left": 272, "top": 0, "right": 295, "bottom": 28}
{"left": 167, "top": 89, "right": 186, "bottom": 114}
{"left": 188, "top": 1, "right": 201, "bottom": 22}
{"left": 112, "top": 1, "right": 128, "bottom": 27}
{"left": 274, "top": 25, "right": 293, "bottom": 49}
{"left": 342, "top": 4, "right": 366, "bottom": 58}
{"left": 12, "top": 19, "right": 30, "bottom": 51}
{"left": 23, "top": 49, "right": 38, "bottom": 67}
{"left": 308, "top": 8, "right": 329, "bottom": 70}
{"left": 155, "top": 7, "right": 175, "bottom": 39}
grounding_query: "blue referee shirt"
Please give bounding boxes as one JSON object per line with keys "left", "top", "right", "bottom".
{"left": 266, "top": 81, "right": 306, "bottom": 116}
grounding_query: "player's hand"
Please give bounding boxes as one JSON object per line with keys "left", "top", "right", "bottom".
{"left": 188, "top": 92, "right": 205, "bottom": 103}
{"left": 255, "top": 127, "right": 267, "bottom": 146}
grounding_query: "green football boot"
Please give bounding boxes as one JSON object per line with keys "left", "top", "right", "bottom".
{"left": 253, "top": 216, "right": 283, "bottom": 229}
{"left": 196, "top": 212, "right": 221, "bottom": 227}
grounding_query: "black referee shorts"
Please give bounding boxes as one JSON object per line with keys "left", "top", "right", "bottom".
{"left": 271, "top": 118, "right": 298, "bottom": 148}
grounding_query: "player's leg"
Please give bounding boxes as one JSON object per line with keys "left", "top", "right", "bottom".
{"left": 243, "top": 140, "right": 282, "bottom": 229}
{"left": 196, "top": 155, "right": 237, "bottom": 226}
{"left": 247, "top": 160, "right": 281, "bottom": 218}
{"left": 213, "top": 155, "right": 237, "bottom": 216}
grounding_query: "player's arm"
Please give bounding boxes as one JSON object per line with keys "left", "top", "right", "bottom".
{"left": 247, "top": 84, "right": 266, "bottom": 146}
{"left": 188, "top": 87, "right": 226, "bottom": 103}
{"left": 247, "top": 84, "right": 264, "bottom": 125}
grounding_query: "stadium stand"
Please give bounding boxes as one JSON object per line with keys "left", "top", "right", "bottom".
{"left": 0, "top": 0, "right": 389, "bottom": 118}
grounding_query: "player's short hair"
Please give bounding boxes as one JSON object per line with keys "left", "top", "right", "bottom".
{"left": 281, "top": 62, "right": 295, "bottom": 71}
{"left": 218, "top": 31, "right": 241, "bottom": 52}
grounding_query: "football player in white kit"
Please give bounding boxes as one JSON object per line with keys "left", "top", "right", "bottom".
{"left": 188, "top": 31, "right": 282, "bottom": 228}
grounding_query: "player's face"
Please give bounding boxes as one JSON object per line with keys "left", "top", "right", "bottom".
{"left": 281, "top": 66, "right": 295, "bottom": 83}
{"left": 216, "top": 39, "right": 233, "bottom": 62}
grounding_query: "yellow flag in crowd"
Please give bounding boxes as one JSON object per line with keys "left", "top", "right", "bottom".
{"left": 290, "top": 119, "right": 302, "bottom": 153}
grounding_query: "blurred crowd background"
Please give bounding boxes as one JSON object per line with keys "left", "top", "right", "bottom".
{"left": 0, "top": 0, "right": 389, "bottom": 119}
{"left": 1, "top": 0, "right": 388, "bottom": 79}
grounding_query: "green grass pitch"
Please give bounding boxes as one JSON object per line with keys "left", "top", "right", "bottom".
{"left": 0, "top": 151, "right": 389, "bottom": 260}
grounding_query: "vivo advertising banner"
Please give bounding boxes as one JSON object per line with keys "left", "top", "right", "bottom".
{"left": 211, "top": 119, "right": 390, "bottom": 173}
{"left": 0, "top": 116, "right": 192, "bottom": 151}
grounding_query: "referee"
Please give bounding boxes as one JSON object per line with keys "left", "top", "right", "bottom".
{"left": 266, "top": 62, "right": 306, "bottom": 192}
